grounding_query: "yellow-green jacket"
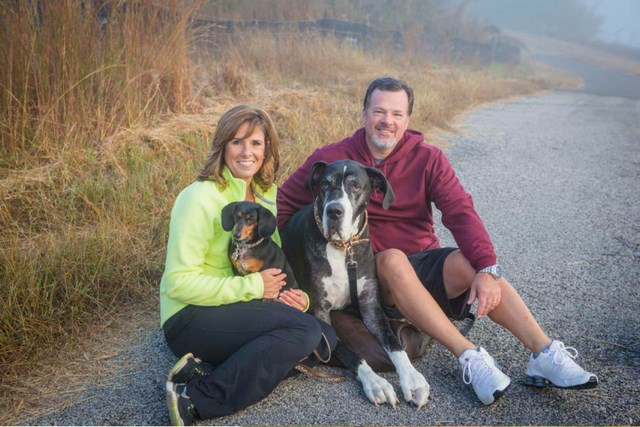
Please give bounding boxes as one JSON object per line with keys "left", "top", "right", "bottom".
{"left": 160, "top": 166, "right": 280, "bottom": 327}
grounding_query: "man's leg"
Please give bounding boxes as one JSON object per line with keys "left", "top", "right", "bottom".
{"left": 441, "top": 250, "right": 552, "bottom": 354}
{"left": 378, "top": 248, "right": 597, "bottom": 395}
{"left": 376, "top": 249, "right": 475, "bottom": 357}
{"left": 442, "top": 250, "right": 597, "bottom": 389}
{"left": 376, "top": 248, "right": 511, "bottom": 405}
{"left": 378, "top": 248, "right": 551, "bottom": 353}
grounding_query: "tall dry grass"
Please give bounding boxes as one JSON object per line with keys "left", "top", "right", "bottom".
{"left": 0, "top": 0, "right": 201, "bottom": 379}
{"left": 0, "top": 3, "right": 579, "bottom": 422}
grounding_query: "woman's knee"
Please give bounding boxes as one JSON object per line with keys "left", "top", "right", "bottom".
{"left": 289, "top": 313, "right": 324, "bottom": 355}
{"left": 318, "top": 319, "right": 337, "bottom": 351}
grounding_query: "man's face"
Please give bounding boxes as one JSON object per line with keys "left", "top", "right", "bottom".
{"left": 362, "top": 89, "right": 410, "bottom": 157}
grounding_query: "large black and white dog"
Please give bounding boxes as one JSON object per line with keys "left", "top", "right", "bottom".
{"left": 281, "top": 159, "right": 429, "bottom": 408}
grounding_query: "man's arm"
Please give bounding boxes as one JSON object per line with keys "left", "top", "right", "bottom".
{"left": 429, "top": 149, "right": 497, "bottom": 271}
{"left": 277, "top": 151, "right": 321, "bottom": 228}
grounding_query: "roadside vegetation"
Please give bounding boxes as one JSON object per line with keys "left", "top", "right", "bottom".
{"left": 0, "top": 0, "right": 581, "bottom": 422}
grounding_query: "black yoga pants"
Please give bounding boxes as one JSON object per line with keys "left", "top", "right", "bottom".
{"left": 163, "top": 300, "right": 336, "bottom": 419}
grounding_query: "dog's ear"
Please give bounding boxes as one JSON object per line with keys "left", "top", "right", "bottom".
{"left": 366, "top": 167, "right": 395, "bottom": 210}
{"left": 221, "top": 202, "right": 239, "bottom": 231}
{"left": 257, "top": 206, "right": 277, "bottom": 238}
{"left": 305, "top": 161, "right": 327, "bottom": 197}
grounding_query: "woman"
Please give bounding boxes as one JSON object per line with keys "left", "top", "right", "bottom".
{"left": 161, "top": 105, "right": 336, "bottom": 425}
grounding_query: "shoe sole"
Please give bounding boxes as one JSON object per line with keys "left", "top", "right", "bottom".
{"left": 491, "top": 385, "right": 508, "bottom": 404}
{"left": 166, "top": 381, "right": 185, "bottom": 426}
{"left": 482, "top": 382, "right": 510, "bottom": 405}
{"left": 524, "top": 375, "right": 598, "bottom": 389}
{"left": 168, "top": 353, "right": 194, "bottom": 382}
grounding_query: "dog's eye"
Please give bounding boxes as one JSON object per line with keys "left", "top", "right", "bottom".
{"left": 351, "top": 181, "right": 361, "bottom": 192}
{"left": 320, "top": 181, "right": 329, "bottom": 190}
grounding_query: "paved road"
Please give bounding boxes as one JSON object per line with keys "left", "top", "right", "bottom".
{"left": 26, "top": 60, "right": 640, "bottom": 425}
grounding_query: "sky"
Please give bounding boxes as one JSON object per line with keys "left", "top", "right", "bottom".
{"left": 584, "top": 0, "right": 640, "bottom": 47}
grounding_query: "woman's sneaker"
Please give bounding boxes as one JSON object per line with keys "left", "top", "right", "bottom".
{"left": 459, "top": 347, "right": 511, "bottom": 405}
{"left": 166, "top": 382, "right": 197, "bottom": 426}
{"left": 525, "top": 340, "right": 598, "bottom": 389}
{"left": 168, "top": 353, "right": 213, "bottom": 384}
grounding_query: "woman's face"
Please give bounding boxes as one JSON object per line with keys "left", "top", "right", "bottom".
{"left": 224, "top": 121, "right": 266, "bottom": 183}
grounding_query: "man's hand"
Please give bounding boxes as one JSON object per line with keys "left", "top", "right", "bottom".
{"left": 467, "top": 273, "right": 502, "bottom": 318}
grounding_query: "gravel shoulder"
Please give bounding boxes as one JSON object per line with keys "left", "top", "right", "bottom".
{"left": 24, "top": 63, "right": 640, "bottom": 426}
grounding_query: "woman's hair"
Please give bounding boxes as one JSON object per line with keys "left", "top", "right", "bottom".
{"left": 197, "top": 104, "right": 281, "bottom": 192}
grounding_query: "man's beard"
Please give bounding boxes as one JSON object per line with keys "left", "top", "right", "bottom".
{"left": 369, "top": 133, "right": 398, "bottom": 150}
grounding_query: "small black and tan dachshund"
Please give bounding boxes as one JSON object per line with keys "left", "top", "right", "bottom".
{"left": 222, "top": 201, "right": 344, "bottom": 381}
{"left": 221, "top": 201, "right": 298, "bottom": 291}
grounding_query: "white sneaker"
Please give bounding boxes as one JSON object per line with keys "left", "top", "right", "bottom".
{"left": 526, "top": 340, "right": 598, "bottom": 389}
{"left": 459, "top": 347, "right": 511, "bottom": 405}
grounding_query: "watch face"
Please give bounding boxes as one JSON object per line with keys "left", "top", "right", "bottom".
{"left": 495, "top": 265, "right": 503, "bottom": 277}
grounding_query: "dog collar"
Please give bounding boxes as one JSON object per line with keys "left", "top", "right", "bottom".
{"left": 314, "top": 202, "right": 370, "bottom": 312}
{"left": 313, "top": 203, "right": 370, "bottom": 257}
{"left": 231, "top": 238, "right": 265, "bottom": 261}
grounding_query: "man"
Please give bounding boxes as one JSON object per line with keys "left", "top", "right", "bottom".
{"left": 277, "top": 77, "right": 598, "bottom": 405}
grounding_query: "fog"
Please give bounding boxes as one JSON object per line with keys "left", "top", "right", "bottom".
{"left": 464, "top": 0, "right": 640, "bottom": 49}
{"left": 197, "top": 0, "right": 640, "bottom": 50}
{"left": 585, "top": 0, "right": 640, "bottom": 47}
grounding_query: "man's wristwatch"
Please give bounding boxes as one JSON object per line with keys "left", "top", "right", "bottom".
{"left": 478, "top": 264, "right": 503, "bottom": 280}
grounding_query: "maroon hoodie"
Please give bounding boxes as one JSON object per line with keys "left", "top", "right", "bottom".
{"left": 277, "top": 128, "right": 496, "bottom": 271}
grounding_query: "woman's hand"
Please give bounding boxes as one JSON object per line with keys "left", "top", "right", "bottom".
{"left": 277, "top": 289, "right": 309, "bottom": 311}
{"left": 260, "top": 268, "right": 287, "bottom": 300}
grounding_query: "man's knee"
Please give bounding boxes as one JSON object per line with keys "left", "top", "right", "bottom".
{"left": 375, "top": 249, "right": 419, "bottom": 304}
{"left": 375, "top": 248, "right": 411, "bottom": 279}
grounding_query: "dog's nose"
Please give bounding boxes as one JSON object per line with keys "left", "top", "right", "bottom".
{"left": 326, "top": 203, "right": 344, "bottom": 220}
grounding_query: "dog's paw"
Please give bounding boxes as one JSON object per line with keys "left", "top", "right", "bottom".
{"left": 399, "top": 369, "right": 430, "bottom": 410}
{"left": 357, "top": 364, "right": 399, "bottom": 408}
{"left": 389, "top": 351, "right": 430, "bottom": 409}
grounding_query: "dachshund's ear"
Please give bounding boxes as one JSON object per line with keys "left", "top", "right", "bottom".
{"left": 366, "top": 167, "right": 395, "bottom": 210}
{"left": 257, "top": 206, "right": 277, "bottom": 238}
{"left": 221, "top": 202, "right": 239, "bottom": 231}
{"left": 305, "top": 161, "right": 328, "bottom": 197}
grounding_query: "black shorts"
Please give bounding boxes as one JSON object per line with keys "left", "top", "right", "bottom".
{"left": 383, "top": 247, "right": 471, "bottom": 321}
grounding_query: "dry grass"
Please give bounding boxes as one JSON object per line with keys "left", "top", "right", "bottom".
{"left": 0, "top": 3, "right": 583, "bottom": 423}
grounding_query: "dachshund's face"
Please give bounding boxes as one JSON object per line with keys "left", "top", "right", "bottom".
{"left": 221, "top": 201, "right": 277, "bottom": 242}
{"left": 231, "top": 208, "right": 259, "bottom": 242}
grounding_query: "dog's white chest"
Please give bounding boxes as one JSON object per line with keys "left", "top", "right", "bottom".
{"left": 321, "top": 243, "right": 364, "bottom": 309}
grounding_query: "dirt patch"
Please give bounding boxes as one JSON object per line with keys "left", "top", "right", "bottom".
{"left": 0, "top": 296, "right": 158, "bottom": 425}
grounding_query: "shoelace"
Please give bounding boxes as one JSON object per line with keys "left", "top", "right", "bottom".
{"left": 462, "top": 353, "right": 493, "bottom": 385}
{"left": 551, "top": 342, "right": 580, "bottom": 366}
{"left": 192, "top": 359, "right": 209, "bottom": 377}
{"left": 179, "top": 386, "right": 190, "bottom": 400}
